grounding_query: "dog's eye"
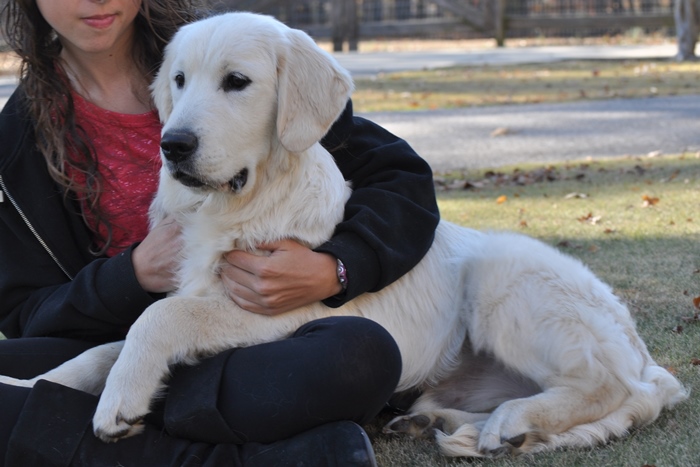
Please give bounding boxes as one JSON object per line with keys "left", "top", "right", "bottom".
{"left": 174, "top": 73, "right": 185, "bottom": 89}
{"left": 222, "top": 72, "right": 251, "bottom": 92}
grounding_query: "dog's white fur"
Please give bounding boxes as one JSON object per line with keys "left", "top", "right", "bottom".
{"left": 1, "top": 12, "right": 687, "bottom": 457}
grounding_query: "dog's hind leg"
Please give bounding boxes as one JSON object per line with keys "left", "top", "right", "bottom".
{"left": 475, "top": 380, "right": 629, "bottom": 456}
{"left": 525, "top": 364, "right": 688, "bottom": 454}
{"left": 0, "top": 341, "right": 123, "bottom": 395}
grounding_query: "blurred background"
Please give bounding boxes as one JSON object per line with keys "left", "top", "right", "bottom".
{"left": 203, "top": 1, "right": 697, "bottom": 59}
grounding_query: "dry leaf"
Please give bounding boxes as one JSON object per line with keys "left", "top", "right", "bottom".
{"left": 496, "top": 195, "right": 508, "bottom": 204}
{"left": 577, "top": 212, "right": 602, "bottom": 224}
{"left": 519, "top": 220, "right": 528, "bottom": 228}
{"left": 682, "top": 313, "right": 699, "bottom": 323}
{"left": 641, "top": 194, "right": 659, "bottom": 207}
{"left": 603, "top": 228, "right": 617, "bottom": 234}
{"left": 491, "top": 127, "right": 513, "bottom": 137}
{"left": 564, "top": 192, "right": 588, "bottom": 199}
{"left": 691, "top": 359, "right": 700, "bottom": 366}
{"left": 694, "top": 296, "right": 700, "bottom": 309}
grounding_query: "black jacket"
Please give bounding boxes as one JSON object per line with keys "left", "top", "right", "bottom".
{"left": 0, "top": 87, "right": 439, "bottom": 342}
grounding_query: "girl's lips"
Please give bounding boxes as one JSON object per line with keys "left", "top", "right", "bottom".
{"left": 83, "top": 14, "right": 117, "bottom": 29}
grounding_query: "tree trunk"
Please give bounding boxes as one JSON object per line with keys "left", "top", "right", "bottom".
{"left": 494, "top": 0, "right": 506, "bottom": 47}
{"left": 675, "top": 0, "right": 700, "bottom": 60}
{"left": 331, "top": 0, "right": 359, "bottom": 52}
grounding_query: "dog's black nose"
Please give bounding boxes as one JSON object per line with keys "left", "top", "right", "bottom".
{"left": 161, "top": 131, "right": 198, "bottom": 163}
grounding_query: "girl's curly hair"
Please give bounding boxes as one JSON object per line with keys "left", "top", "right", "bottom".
{"left": 1, "top": 0, "right": 203, "bottom": 255}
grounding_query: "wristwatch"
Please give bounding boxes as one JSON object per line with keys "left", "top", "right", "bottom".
{"left": 336, "top": 258, "right": 348, "bottom": 293}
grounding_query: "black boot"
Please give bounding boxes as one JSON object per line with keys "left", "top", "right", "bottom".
{"left": 5, "top": 380, "right": 377, "bottom": 467}
{"left": 242, "top": 420, "right": 378, "bottom": 467}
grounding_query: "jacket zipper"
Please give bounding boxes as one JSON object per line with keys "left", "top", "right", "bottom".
{"left": 0, "top": 174, "right": 74, "bottom": 280}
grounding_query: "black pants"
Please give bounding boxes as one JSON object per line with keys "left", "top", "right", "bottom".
{"left": 0, "top": 316, "right": 401, "bottom": 466}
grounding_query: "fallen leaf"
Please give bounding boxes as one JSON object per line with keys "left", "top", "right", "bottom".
{"left": 694, "top": 296, "right": 700, "bottom": 309}
{"left": 491, "top": 127, "right": 514, "bottom": 137}
{"left": 496, "top": 195, "right": 508, "bottom": 204}
{"left": 519, "top": 220, "right": 528, "bottom": 228}
{"left": 641, "top": 195, "right": 659, "bottom": 207}
{"left": 633, "top": 165, "right": 646, "bottom": 175}
{"left": 578, "top": 212, "right": 602, "bottom": 224}
{"left": 691, "top": 359, "right": 700, "bottom": 366}
{"left": 603, "top": 228, "right": 617, "bottom": 234}
{"left": 681, "top": 313, "right": 699, "bottom": 323}
{"left": 564, "top": 192, "right": 589, "bottom": 199}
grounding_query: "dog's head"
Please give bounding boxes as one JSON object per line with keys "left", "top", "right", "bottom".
{"left": 151, "top": 12, "right": 354, "bottom": 195}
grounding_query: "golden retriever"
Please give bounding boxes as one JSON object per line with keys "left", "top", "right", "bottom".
{"left": 0, "top": 12, "right": 686, "bottom": 458}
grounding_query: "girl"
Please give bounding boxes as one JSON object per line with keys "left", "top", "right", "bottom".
{"left": 0, "top": 0, "right": 439, "bottom": 465}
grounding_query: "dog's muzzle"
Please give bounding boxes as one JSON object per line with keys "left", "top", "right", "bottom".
{"left": 161, "top": 130, "right": 248, "bottom": 193}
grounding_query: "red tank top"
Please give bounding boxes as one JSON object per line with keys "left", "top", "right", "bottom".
{"left": 70, "top": 92, "right": 163, "bottom": 257}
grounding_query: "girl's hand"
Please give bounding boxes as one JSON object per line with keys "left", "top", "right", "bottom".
{"left": 220, "top": 239, "right": 342, "bottom": 315}
{"left": 132, "top": 216, "right": 183, "bottom": 293}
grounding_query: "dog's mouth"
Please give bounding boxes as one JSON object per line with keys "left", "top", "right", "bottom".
{"left": 172, "top": 167, "right": 249, "bottom": 194}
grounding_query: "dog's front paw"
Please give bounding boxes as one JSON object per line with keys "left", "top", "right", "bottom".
{"left": 92, "top": 392, "right": 148, "bottom": 443}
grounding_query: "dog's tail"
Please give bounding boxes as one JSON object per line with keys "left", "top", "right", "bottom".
{"left": 533, "top": 364, "right": 688, "bottom": 453}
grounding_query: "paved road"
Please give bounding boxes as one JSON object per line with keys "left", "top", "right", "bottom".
{"left": 333, "top": 43, "right": 700, "bottom": 171}
{"left": 1, "top": 44, "right": 697, "bottom": 171}
{"left": 360, "top": 95, "right": 700, "bottom": 171}
{"left": 333, "top": 43, "right": 685, "bottom": 78}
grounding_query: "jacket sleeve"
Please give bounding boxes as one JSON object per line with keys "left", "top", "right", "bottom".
{"left": 0, "top": 243, "right": 157, "bottom": 342}
{"left": 316, "top": 100, "right": 440, "bottom": 307}
{"left": 0, "top": 89, "right": 159, "bottom": 341}
{"left": 0, "top": 187, "right": 159, "bottom": 342}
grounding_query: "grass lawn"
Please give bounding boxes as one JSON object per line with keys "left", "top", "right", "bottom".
{"left": 352, "top": 59, "right": 700, "bottom": 112}
{"left": 366, "top": 154, "right": 700, "bottom": 466}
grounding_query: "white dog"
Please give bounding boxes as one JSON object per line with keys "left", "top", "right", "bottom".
{"left": 1, "top": 12, "right": 687, "bottom": 458}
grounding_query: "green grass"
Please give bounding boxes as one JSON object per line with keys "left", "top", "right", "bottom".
{"left": 353, "top": 59, "right": 700, "bottom": 112}
{"left": 367, "top": 154, "right": 700, "bottom": 466}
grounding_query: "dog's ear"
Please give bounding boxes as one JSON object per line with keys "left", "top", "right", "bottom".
{"left": 277, "top": 29, "right": 354, "bottom": 153}
{"left": 151, "top": 47, "right": 175, "bottom": 123}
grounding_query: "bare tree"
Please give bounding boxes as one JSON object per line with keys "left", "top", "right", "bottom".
{"left": 331, "top": 0, "right": 359, "bottom": 52}
{"left": 675, "top": 0, "right": 700, "bottom": 60}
